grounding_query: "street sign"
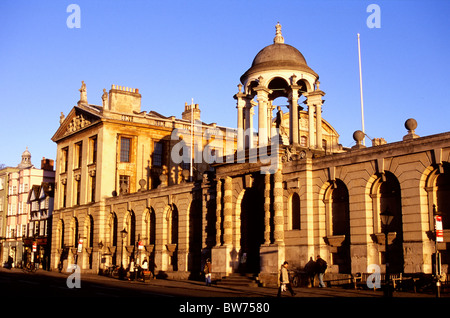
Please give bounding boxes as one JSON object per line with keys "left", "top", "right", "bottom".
{"left": 138, "top": 241, "right": 144, "bottom": 250}
{"left": 32, "top": 242, "right": 37, "bottom": 253}
{"left": 435, "top": 215, "right": 444, "bottom": 242}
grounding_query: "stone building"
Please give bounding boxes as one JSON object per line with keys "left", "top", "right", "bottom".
{"left": 211, "top": 23, "right": 450, "bottom": 285}
{"left": 0, "top": 150, "right": 55, "bottom": 267}
{"left": 50, "top": 83, "right": 236, "bottom": 276}
{"left": 50, "top": 24, "right": 449, "bottom": 285}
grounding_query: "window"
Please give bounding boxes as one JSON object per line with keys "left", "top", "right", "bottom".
{"left": 90, "top": 175, "right": 96, "bottom": 203}
{"left": 75, "top": 179, "right": 81, "bottom": 205}
{"left": 120, "top": 137, "right": 131, "bottom": 162}
{"left": 89, "top": 136, "right": 97, "bottom": 164}
{"left": 291, "top": 193, "right": 301, "bottom": 230}
{"left": 62, "top": 183, "right": 67, "bottom": 208}
{"left": 75, "top": 142, "right": 83, "bottom": 169}
{"left": 153, "top": 142, "right": 163, "bottom": 166}
{"left": 62, "top": 147, "right": 69, "bottom": 172}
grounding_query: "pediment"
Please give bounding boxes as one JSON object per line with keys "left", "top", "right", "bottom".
{"left": 52, "top": 105, "right": 102, "bottom": 142}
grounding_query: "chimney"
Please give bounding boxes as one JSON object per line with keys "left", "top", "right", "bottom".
{"left": 41, "top": 157, "right": 54, "bottom": 171}
{"left": 182, "top": 102, "right": 201, "bottom": 122}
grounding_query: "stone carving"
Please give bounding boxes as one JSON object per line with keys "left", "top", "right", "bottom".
{"left": 78, "top": 81, "right": 87, "bottom": 104}
{"left": 101, "top": 88, "right": 108, "bottom": 108}
{"left": 63, "top": 113, "right": 94, "bottom": 136}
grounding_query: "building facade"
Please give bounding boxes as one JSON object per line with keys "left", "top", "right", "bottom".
{"left": 50, "top": 83, "right": 235, "bottom": 275}
{"left": 1, "top": 151, "right": 55, "bottom": 267}
{"left": 50, "top": 24, "right": 449, "bottom": 286}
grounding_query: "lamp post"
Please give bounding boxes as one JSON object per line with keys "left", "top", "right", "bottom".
{"left": 120, "top": 228, "right": 128, "bottom": 267}
{"left": 97, "top": 240, "right": 103, "bottom": 274}
{"left": 433, "top": 205, "right": 442, "bottom": 298}
{"left": 380, "top": 208, "right": 394, "bottom": 297}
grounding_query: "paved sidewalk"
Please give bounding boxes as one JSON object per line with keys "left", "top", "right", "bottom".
{"left": 1, "top": 267, "right": 440, "bottom": 298}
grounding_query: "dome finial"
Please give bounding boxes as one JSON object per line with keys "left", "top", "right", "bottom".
{"left": 274, "top": 22, "right": 284, "bottom": 44}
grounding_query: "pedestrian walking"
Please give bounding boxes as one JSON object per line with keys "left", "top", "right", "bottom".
{"left": 128, "top": 258, "right": 135, "bottom": 281}
{"left": 204, "top": 258, "right": 212, "bottom": 286}
{"left": 304, "top": 257, "right": 316, "bottom": 287}
{"left": 316, "top": 255, "right": 327, "bottom": 287}
{"left": 277, "top": 261, "right": 296, "bottom": 297}
{"left": 141, "top": 257, "right": 149, "bottom": 282}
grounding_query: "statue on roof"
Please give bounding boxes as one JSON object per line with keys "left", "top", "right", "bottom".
{"left": 78, "top": 80, "right": 88, "bottom": 105}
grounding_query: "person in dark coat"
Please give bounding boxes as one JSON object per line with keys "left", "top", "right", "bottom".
{"left": 304, "top": 257, "right": 316, "bottom": 287}
{"left": 316, "top": 255, "right": 327, "bottom": 287}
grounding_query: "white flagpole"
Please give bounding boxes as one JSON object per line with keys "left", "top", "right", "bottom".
{"left": 357, "top": 33, "right": 366, "bottom": 145}
{"left": 190, "top": 98, "right": 194, "bottom": 181}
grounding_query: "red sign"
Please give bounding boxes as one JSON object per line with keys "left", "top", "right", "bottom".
{"left": 435, "top": 215, "right": 444, "bottom": 242}
{"left": 32, "top": 242, "right": 37, "bottom": 253}
{"left": 77, "top": 238, "right": 83, "bottom": 253}
{"left": 138, "top": 241, "right": 144, "bottom": 250}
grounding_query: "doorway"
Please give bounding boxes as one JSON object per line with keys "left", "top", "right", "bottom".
{"left": 239, "top": 178, "right": 265, "bottom": 273}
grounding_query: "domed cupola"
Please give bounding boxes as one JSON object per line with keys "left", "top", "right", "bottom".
{"left": 17, "top": 147, "right": 33, "bottom": 169}
{"left": 240, "top": 23, "right": 318, "bottom": 85}
{"left": 234, "top": 23, "right": 326, "bottom": 150}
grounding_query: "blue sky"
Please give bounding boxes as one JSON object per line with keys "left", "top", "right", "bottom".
{"left": 1, "top": 0, "right": 449, "bottom": 167}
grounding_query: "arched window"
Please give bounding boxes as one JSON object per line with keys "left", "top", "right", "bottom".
{"left": 323, "top": 179, "right": 351, "bottom": 274}
{"left": 290, "top": 193, "right": 301, "bottom": 230}
{"left": 57, "top": 219, "right": 65, "bottom": 249}
{"left": 125, "top": 210, "right": 136, "bottom": 246}
{"left": 146, "top": 208, "right": 156, "bottom": 245}
{"left": 371, "top": 171, "right": 404, "bottom": 273}
{"left": 436, "top": 163, "right": 450, "bottom": 229}
{"left": 109, "top": 213, "right": 118, "bottom": 246}
{"left": 70, "top": 217, "right": 78, "bottom": 247}
{"left": 331, "top": 180, "right": 349, "bottom": 236}
{"left": 87, "top": 215, "right": 94, "bottom": 248}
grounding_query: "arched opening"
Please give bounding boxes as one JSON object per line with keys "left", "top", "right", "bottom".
{"left": 167, "top": 204, "right": 179, "bottom": 271}
{"left": 330, "top": 179, "right": 351, "bottom": 274}
{"left": 239, "top": 176, "right": 265, "bottom": 273}
{"left": 146, "top": 208, "right": 156, "bottom": 245}
{"left": 87, "top": 215, "right": 94, "bottom": 269}
{"left": 70, "top": 217, "right": 79, "bottom": 248}
{"left": 436, "top": 162, "right": 450, "bottom": 229}
{"left": 125, "top": 210, "right": 136, "bottom": 246}
{"left": 268, "top": 77, "right": 289, "bottom": 100}
{"left": 109, "top": 212, "right": 118, "bottom": 265}
{"left": 57, "top": 219, "right": 65, "bottom": 250}
{"left": 189, "top": 199, "right": 202, "bottom": 278}
{"left": 379, "top": 172, "right": 404, "bottom": 274}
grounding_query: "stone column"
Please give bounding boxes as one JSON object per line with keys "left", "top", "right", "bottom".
{"left": 264, "top": 172, "right": 271, "bottom": 245}
{"left": 244, "top": 99, "right": 254, "bottom": 149}
{"left": 289, "top": 86, "right": 300, "bottom": 145}
{"left": 234, "top": 85, "right": 246, "bottom": 152}
{"left": 304, "top": 88, "right": 325, "bottom": 149}
{"left": 307, "top": 103, "right": 315, "bottom": 148}
{"left": 273, "top": 169, "right": 284, "bottom": 244}
{"left": 316, "top": 104, "right": 322, "bottom": 149}
{"left": 255, "top": 86, "right": 271, "bottom": 147}
{"left": 223, "top": 177, "right": 233, "bottom": 246}
{"left": 236, "top": 103, "right": 245, "bottom": 151}
{"left": 215, "top": 179, "right": 222, "bottom": 247}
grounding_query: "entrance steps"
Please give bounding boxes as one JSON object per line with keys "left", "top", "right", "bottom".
{"left": 215, "top": 273, "right": 260, "bottom": 288}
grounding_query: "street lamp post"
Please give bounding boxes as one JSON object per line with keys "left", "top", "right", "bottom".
{"left": 119, "top": 228, "right": 128, "bottom": 280}
{"left": 380, "top": 208, "right": 394, "bottom": 297}
{"left": 120, "top": 228, "right": 128, "bottom": 267}
{"left": 433, "top": 205, "right": 442, "bottom": 298}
